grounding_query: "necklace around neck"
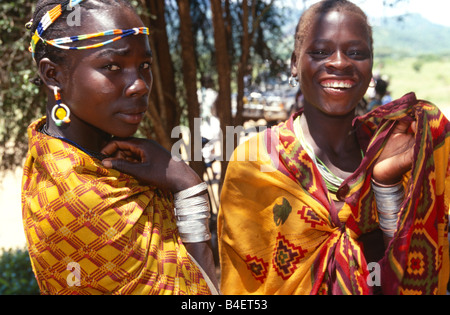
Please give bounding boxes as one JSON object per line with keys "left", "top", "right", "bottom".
{"left": 293, "top": 117, "right": 363, "bottom": 195}
{"left": 40, "top": 124, "right": 108, "bottom": 161}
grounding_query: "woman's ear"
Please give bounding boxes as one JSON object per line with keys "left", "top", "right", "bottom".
{"left": 290, "top": 52, "right": 299, "bottom": 78}
{"left": 38, "top": 58, "right": 65, "bottom": 91}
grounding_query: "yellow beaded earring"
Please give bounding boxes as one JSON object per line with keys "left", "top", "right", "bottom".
{"left": 51, "top": 87, "right": 71, "bottom": 126}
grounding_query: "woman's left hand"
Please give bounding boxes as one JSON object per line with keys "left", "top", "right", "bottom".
{"left": 372, "top": 120, "right": 417, "bottom": 185}
{"left": 100, "top": 138, "right": 202, "bottom": 194}
{"left": 101, "top": 138, "right": 220, "bottom": 292}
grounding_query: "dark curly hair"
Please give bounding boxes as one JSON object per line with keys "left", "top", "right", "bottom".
{"left": 294, "top": 0, "right": 373, "bottom": 56}
{"left": 28, "top": 0, "right": 135, "bottom": 85}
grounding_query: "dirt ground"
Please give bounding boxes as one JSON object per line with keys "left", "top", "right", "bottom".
{"left": 0, "top": 167, "right": 26, "bottom": 249}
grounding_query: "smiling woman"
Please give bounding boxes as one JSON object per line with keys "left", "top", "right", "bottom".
{"left": 292, "top": 5, "right": 373, "bottom": 117}
{"left": 21, "top": 0, "right": 218, "bottom": 295}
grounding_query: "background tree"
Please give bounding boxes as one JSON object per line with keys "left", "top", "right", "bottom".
{"left": 177, "top": 0, "right": 205, "bottom": 176}
{"left": 0, "top": 1, "right": 45, "bottom": 172}
{"left": 210, "top": 0, "right": 233, "bottom": 174}
{"left": 136, "top": 0, "right": 179, "bottom": 150}
{"left": 235, "top": 0, "right": 276, "bottom": 127}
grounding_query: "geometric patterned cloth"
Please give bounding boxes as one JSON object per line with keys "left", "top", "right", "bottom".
{"left": 218, "top": 93, "right": 449, "bottom": 295}
{"left": 22, "top": 117, "right": 211, "bottom": 295}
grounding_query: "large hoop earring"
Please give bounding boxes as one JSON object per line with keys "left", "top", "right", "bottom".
{"left": 289, "top": 75, "right": 299, "bottom": 88}
{"left": 51, "top": 87, "right": 71, "bottom": 127}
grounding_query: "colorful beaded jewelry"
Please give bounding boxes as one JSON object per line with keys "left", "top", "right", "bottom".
{"left": 52, "top": 87, "right": 71, "bottom": 126}
{"left": 29, "top": 0, "right": 150, "bottom": 60}
{"left": 45, "top": 27, "right": 150, "bottom": 51}
{"left": 30, "top": 0, "right": 85, "bottom": 59}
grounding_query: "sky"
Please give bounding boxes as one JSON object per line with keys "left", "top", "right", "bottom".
{"left": 288, "top": 0, "right": 450, "bottom": 27}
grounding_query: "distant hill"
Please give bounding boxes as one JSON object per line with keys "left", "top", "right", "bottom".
{"left": 279, "top": 9, "right": 450, "bottom": 59}
{"left": 371, "top": 14, "right": 450, "bottom": 57}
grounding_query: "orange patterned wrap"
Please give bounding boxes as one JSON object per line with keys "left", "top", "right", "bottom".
{"left": 22, "top": 118, "right": 211, "bottom": 295}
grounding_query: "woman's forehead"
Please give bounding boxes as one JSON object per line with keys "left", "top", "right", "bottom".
{"left": 57, "top": 6, "right": 149, "bottom": 58}
{"left": 68, "top": 34, "right": 151, "bottom": 63}
{"left": 71, "top": 6, "right": 144, "bottom": 34}
{"left": 306, "top": 10, "right": 371, "bottom": 43}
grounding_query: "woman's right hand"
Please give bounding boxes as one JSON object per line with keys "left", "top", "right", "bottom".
{"left": 101, "top": 138, "right": 202, "bottom": 193}
{"left": 372, "top": 120, "right": 416, "bottom": 185}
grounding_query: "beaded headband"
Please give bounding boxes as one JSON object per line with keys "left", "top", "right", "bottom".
{"left": 28, "top": 0, "right": 150, "bottom": 60}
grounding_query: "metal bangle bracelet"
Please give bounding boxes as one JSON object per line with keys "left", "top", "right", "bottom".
{"left": 179, "top": 231, "right": 212, "bottom": 243}
{"left": 371, "top": 178, "right": 403, "bottom": 188}
{"left": 379, "top": 226, "right": 396, "bottom": 237}
{"left": 177, "top": 219, "right": 211, "bottom": 243}
{"left": 174, "top": 195, "right": 209, "bottom": 209}
{"left": 377, "top": 212, "right": 400, "bottom": 221}
{"left": 176, "top": 206, "right": 210, "bottom": 217}
{"left": 174, "top": 182, "right": 208, "bottom": 201}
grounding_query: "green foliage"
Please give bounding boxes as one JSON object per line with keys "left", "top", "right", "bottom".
{"left": 412, "top": 59, "right": 423, "bottom": 73}
{"left": 374, "top": 55, "right": 450, "bottom": 108}
{"left": 0, "top": 247, "right": 40, "bottom": 295}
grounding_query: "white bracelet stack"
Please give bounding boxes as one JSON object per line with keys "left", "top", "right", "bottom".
{"left": 372, "top": 179, "right": 405, "bottom": 238}
{"left": 174, "top": 182, "right": 212, "bottom": 243}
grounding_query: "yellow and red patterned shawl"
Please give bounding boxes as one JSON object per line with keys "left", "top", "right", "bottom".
{"left": 22, "top": 117, "right": 211, "bottom": 295}
{"left": 218, "top": 93, "right": 450, "bottom": 295}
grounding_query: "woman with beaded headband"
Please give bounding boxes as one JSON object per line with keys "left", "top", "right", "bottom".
{"left": 218, "top": 0, "right": 450, "bottom": 295}
{"left": 22, "top": 0, "right": 219, "bottom": 295}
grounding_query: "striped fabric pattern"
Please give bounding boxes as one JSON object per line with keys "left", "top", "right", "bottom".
{"left": 22, "top": 118, "right": 211, "bottom": 295}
